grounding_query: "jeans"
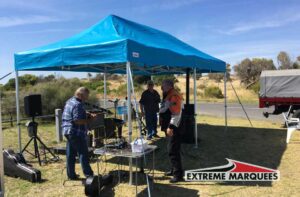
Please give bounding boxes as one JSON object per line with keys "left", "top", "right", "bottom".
{"left": 66, "top": 135, "right": 93, "bottom": 179}
{"left": 145, "top": 112, "right": 158, "bottom": 137}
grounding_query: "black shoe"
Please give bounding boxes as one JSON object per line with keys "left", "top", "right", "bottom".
{"left": 68, "top": 174, "right": 80, "bottom": 180}
{"left": 169, "top": 176, "right": 184, "bottom": 183}
{"left": 164, "top": 170, "right": 173, "bottom": 176}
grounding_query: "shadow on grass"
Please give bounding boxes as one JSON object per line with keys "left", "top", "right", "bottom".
{"left": 137, "top": 182, "right": 200, "bottom": 197}
{"left": 100, "top": 123, "right": 287, "bottom": 187}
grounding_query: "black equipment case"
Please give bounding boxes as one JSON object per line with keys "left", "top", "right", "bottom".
{"left": 3, "top": 149, "right": 41, "bottom": 183}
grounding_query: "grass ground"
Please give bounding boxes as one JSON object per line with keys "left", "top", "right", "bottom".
{"left": 2, "top": 115, "right": 300, "bottom": 197}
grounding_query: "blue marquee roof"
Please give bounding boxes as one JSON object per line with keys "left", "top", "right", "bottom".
{"left": 14, "top": 15, "right": 226, "bottom": 74}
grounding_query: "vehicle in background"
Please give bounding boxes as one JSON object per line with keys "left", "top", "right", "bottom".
{"left": 259, "top": 69, "right": 300, "bottom": 119}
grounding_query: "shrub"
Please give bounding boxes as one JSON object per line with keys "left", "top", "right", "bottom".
{"left": 204, "top": 86, "right": 224, "bottom": 98}
{"left": 198, "top": 84, "right": 206, "bottom": 89}
{"left": 250, "top": 81, "right": 260, "bottom": 94}
{"left": 153, "top": 75, "right": 178, "bottom": 85}
{"left": 26, "top": 78, "right": 98, "bottom": 115}
{"left": 133, "top": 75, "right": 151, "bottom": 84}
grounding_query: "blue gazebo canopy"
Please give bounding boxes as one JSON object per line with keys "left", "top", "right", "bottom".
{"left": 14, "top": 15, "right": 225, "bottom": 75}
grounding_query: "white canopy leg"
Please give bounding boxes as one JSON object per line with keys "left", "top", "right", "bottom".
{"left": 15, "top": 71, "right": 22, "bottom": 151}
{"left": 0, "top": 89, "right": 5, "bottom": 196}
{"left": 224, "top": 71, "right": 228, "bottom": 130}
{"left": 126, "top": 62, "right": 133, "bottom": 185}
{"left": 193, "top": 68, "right": 198, "bottom": 148}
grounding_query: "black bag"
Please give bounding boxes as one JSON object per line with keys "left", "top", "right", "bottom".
{"left": 85, "top": 174, "right": 113, "bottom": 197}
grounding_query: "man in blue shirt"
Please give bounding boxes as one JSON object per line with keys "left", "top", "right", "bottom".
{"left": 62, "top": 87, "right": 95, "bottom": 180}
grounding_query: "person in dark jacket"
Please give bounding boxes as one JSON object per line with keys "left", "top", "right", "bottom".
{"left": 139, "top": 80, "right": 161, "bottom": 140}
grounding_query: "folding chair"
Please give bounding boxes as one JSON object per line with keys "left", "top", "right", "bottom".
{"left": 282, "top": 112, "right": 300, "bottom": 143}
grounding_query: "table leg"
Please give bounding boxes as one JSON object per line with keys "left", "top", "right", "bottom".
{"left": 118, "top": 157, "right": 121, "bottom": 184}
{"left": 129, "top": 158, "right": 133, "bottom": 185}
{"left": 97, "top": 157, "right": 101, "bottom": 197}
{"left": 135, "top": 158, "right": 138, "bottom": 196}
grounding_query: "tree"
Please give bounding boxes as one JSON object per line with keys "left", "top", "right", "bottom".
{"left": 294, "top": 56, "right": 300, "bottom": 69}
{"left": 234, "top": 58, "right": 275, "bottom": 86}
{"left": 3, "top": 78, "right": 15, "bottom": 90}
{"left": 277, "top": 51, "right": 292, "bottom": 69}
{"left": 133, "top": 75, "right": 151, "bottom": 84}
{"left": 153, "top": 75, "right": 178, "bottom": 85}
{"left": 208, "top": 64, "right": 231, "bottom": 82}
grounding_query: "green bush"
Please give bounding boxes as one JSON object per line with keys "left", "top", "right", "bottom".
{"left": 250, "top": 81, "right": 260, "bottom": 94}
{"left": 133, "top": 75, "right": 151, "bottom": 84}
{"left": 204, "top": 86, "right": 224, "bottom": 98}
{"left": 27, "top": 78, "right": 98, "bottom": 115}
{"left": 3, "top": 74, "right": 38, "bottom": 91}
{"left": 153, "top": 75, "right": 178, "bottom": 85}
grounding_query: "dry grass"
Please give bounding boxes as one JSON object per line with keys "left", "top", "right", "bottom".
{"left": 176, "top": 76, "right": 258, "bottom": 104}
{"left": 99, "top": 75, "right": 259, "bottom": 104}
{"left": 2, "top": 115, "right": 300, "bottom": 197}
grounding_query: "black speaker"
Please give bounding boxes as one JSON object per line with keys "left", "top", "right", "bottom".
{"left": 24, "top": 95, "right": 42, "bottom": 117}
{"left": 181, "top": 104, "right": 195, "bottom": 144}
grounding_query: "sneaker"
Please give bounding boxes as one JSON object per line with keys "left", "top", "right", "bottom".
{"left": 169, "top": 176, "right": 184, "bottom": 183}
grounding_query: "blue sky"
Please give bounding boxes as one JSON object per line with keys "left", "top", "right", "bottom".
{"left": 1, "top": 0, "right": 300, "bottom": 83}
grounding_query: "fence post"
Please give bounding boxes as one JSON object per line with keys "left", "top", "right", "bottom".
{"left": 55, "top": 109, "right": 63, "bottom": 142}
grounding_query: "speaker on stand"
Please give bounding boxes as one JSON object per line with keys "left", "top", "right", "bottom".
{"left": 181, "top": 104, "right": 195, "bottom": 144}
{"left": 21, "top": 94, "right": 59, "bottom": 165}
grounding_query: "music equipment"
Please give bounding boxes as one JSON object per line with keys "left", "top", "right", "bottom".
{"left": 108, "top": 99, "right": 120, "bottom": 118}
{"left": 181, "top": 104, "right": 195, "bottom": 144}
{"left": 52, "top": 147, "right": 95, "bottom": 158}
{"left": 94, "top": 118, "right": 124, "bottom": 139}
{"left": 85, "top": 174, "right": 113, "bottom": 197}
{"left": 87, "top": 113, "right": 105, "bottom": 130}
{"left": 3, "top": 149, "right": 41, "bottom": 183}
{"left": 84, "top": 102, "right": 112, "bottom": 115}
{"left": 21, "top": 120, "right": 59, "bottom": 165}
{"left": 104, "top": 139, "right": 128, "bottom": 149}
{"left": 24, "top": 94, "right": 42, "bottom": 117}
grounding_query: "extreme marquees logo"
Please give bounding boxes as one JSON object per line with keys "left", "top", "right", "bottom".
{"left": 185, "top": 159, "right": 280, "bottom": 182}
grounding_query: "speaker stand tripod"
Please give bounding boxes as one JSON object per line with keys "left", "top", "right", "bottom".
{"left": 21, "top": 117, "right": 59, "bottom": 165}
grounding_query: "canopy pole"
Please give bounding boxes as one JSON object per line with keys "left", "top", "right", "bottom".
{"left": 193, "top": 68, "right": 198, "bottom": 148}
{"left": 103, "top": 68, "right": 107, "bottom": 108}
{"left": 0, "top": 88, "right": 5, "bottom": 196}
{"left": 186, "top": 68, "right": 190, "bottom": 104}
{"left": 15, "top": 71, "right": 22, "bottom": 152}
{"left": 126, "top": 62, "right": 133, "bottom": 185}
{"left": 224, "top": 71, "right": 227, "bottom": 130}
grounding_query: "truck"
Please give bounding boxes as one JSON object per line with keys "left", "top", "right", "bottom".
{"left": 259, "top": 69, "right": 300, "bottom": 118}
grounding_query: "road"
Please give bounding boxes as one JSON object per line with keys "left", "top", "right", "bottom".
{"left": 101, "top": 99, "right": 283, "bottom": 123}
{"left": 196, "top": 102, "right": 282, "bottom": 123}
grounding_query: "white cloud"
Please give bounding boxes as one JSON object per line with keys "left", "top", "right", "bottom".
{"left": 159, "top": 0, "right": 203, "bottom": 10}
{"left": 220, "top": 12, "right": 300, "bottom": 35}
{"left": 0, "top": 15, "right": 65, "bottom": 28}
